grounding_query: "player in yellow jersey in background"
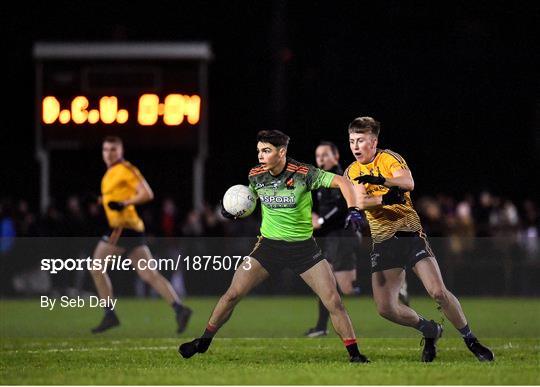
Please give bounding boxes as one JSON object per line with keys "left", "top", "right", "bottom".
{"left": 344, "top": 117, "right": 494, "bottom": 362}
{"left": 89, "top": 136, "right": 192, "bottom": 334}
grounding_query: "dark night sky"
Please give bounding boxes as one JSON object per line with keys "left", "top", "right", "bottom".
{"left": 3, "top": 1, "right": 539, "bottom": 214}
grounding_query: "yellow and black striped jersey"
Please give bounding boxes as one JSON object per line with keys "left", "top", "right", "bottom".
{"left": 101, "top": 160, "right": 145, "bottom": 232}
{"left": 344, "top": 149, "right": 421, "bottom": 243}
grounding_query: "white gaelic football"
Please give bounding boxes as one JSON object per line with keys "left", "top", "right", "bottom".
{"left": 222, "top": 185, "right": 257, "bottom": 218}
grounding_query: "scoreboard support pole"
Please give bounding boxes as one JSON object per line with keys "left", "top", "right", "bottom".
{"left": 36, "top": 149, "right": 50, "bottom": 214}
{"left": 34, "top": 61, "right": 51, "bottom": 213}
{"left": 193, "top": 60, "right": 209, "bottom": 211}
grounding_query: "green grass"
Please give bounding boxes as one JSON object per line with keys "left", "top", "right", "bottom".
{"left": 1, "top": 297, "right": 539, "bottom": 384}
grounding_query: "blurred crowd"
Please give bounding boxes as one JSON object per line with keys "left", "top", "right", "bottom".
{"left": 1, "top": 191, "right": 539, "bottom": 297}
{"left": 0, "top": 191, "right": 538, "bottom": 241}
{"left": 415, "top": 192, "right": 538, "bottom": 239}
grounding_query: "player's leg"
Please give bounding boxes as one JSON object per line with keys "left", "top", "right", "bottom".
{"left": 207, "top": 257, "right": 269, "bottom": 327}
{"left": 88, "top": 240, "right": 122, "bottom": 333}
{"left": 305, "top": 268, "right": 356, "bottom": 337}
{"left": 306, "top": 237, "right": 338, "bottom": 337}
{"left": 179, "top": 257, "right": 270, "bottom": 359}
{"left": 372, "top": 267, "right": 443, "bottom": 362}
{"left": 371, "top": 268, "right": 422, "bottom": 327}
{"left": 413, "top": 257, "right": 466, "bottom": 327}
{"left": 334, "top": 269, "right": 357, "bottom": 295}
{"left": 300, "top": 260, "right": 369, "bottom": 362}
{"left": 130, "top": 245, "right": 192, "bottom": 333}
{"left": 413, "top": 256, "right": 494, "bottom": 361}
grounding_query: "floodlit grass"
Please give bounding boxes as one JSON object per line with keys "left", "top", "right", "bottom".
{"left": 1, "top": 297, "right": 539, "bottom": 384}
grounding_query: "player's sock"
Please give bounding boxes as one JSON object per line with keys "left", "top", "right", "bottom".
{"left": 457, "top": 324, "right": 476, "bottom": 339}
{"left": 343, "top": 338, "right": 360, "bottom": 357}
{"left": 343, "top": 338, "right": 369, "bottom": 362}
{"left": 316, "top": 298, "right": 329, "bottom": 330}
{"left": 174, "top": 303, "right": 193, "bottom": 334}
{"left": 415, "top": 316, "right": 439, "bottom": 338}
{"left": 202, "top": 323, "right": 218, "bottom": 339}
{"left": 104, "top": 306, "right": 116, "bottom": 317}
{"left": 172, "top": 301, "right": 184, "bottom": 314}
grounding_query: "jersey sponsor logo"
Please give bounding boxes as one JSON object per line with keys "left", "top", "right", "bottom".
{"left": 366, "top": 185, "right": 387, "bottom": 195}
{"left": 259, "top": 195, "right": 296, "bottom": 208}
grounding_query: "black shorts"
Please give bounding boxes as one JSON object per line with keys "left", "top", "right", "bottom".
{"left": 370, "top": 230, "right": 434, "bottom": 273}
{"left": 317, "top": 229, "right": 358, "bottom": 272}
{"left": 101, "top": 227, "right": 147, "bottom": 253}
{"left": 249, "top": 236, "right": 325, "bottom": 276}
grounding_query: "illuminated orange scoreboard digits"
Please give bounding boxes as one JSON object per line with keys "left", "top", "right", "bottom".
{"left": 34, "top": 42, "right": 211, "bottom": 149}
{"left": 42, "top": 94, "right": 201, "bottom": 126}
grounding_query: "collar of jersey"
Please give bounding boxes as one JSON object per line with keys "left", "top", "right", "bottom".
{"left": 108, "top": 158, "right": 125, "bottom": 169}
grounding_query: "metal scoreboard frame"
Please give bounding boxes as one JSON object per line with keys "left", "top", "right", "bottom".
{"left": 33, "top": 42, "right": 212, "bottom": 213}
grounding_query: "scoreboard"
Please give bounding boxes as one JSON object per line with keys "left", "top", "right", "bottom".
{"left": 33, "top": 42, "right": 212, "bottom": 211}
{"left": 34, "top": 42, "right": 211, "bottom": 148}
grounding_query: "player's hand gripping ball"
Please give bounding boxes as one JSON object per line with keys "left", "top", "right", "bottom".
{"left": 222, "top": 185, "right": 257, "bottom": 219}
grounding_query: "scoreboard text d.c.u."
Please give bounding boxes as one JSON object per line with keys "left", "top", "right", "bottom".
{"left": 42, "top": 94, "right": 201, "bottom": 126}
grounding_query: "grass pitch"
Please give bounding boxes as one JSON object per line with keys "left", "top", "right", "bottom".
{"left": 1, "top": 297, "right": 539, "bottom": 384}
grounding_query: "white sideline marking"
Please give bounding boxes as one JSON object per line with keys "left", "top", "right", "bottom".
{"left": 1, "top": 344, "right": 519, "bottom": 354}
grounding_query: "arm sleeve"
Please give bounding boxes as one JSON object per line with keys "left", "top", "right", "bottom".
{"left": 344, "top": 165, "right": 353, "bottom": 182}
{"left": 307, "top": 165, "right": 336, "bottom": 191}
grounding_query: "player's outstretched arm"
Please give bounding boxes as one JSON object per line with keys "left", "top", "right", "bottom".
{"left": 329, "top": 175, "right": 358, "bottom": 208}
{"left": 351, "top": 182, "right": 406, "bottom": 210}
{"left": 125, "top": 179, "right": 155, "bottom": 206}
{"left": 353, "top": 182, "right": 383, "bottom": 209}
{"left": 108, "top": 180, "right": 153, "bottom": 211}
{"left": 354, "top": 168, "right": 414, "bottom": 191}
{"left": 382, "top": 168, "right": 414, "bottom": 191}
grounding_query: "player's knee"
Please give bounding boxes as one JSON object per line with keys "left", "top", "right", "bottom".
{"left": 324, "top": 292, "right": 345, "bottom": 313}
{"left": 138, "top": 269, "right": 158, "bottom": 284}
{"left": 89, "top": 263, "right": 104, "bottom": 278}
{"left": 429, "top": 287, "right": 448, "bottom": 305}
{"left": 377, "top": 302, "right": 398, "bottom": 320}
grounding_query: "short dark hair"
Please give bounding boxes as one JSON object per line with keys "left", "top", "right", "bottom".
{"left": 256, "top": 130, "right": 290, "bottom": 148}
{"left": 348, "top": 116, "right": 380, "bottom": 136}
{"left": 318, "top": 141, "right": 339, "bottom": 156}
{"left": 103, "top": 136, "right": 123, "bottom": 145}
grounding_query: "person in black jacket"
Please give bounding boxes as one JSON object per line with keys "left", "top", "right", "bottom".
{"left": 305, "top": 142, "right": 363, "bottom": 337}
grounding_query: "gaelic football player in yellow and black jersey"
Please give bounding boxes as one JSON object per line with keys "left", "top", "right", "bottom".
{"left": 89, "top": 136, "right": 192, "bottom": 334}
{"left": 345, "top": 117, "right": 494, "bottom": 362}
